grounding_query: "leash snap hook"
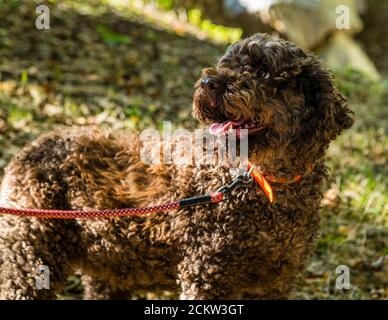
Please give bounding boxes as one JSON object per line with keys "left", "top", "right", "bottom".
{"left": 242, "top": 167, "right": 254, "bottom": 184}
{"left": 216, "top": 174, "right": 246, "bottom": 199}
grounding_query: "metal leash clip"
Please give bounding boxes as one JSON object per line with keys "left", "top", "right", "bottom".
{"left": 216, "top": 167, "right": 253, "bottom": 199}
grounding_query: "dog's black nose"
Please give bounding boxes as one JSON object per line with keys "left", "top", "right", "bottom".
{"left": 201, "top": 76, "right": 222, "bottom": 90}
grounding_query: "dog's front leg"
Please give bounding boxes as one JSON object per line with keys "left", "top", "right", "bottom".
{"left": 177, "top": 250, "right": 239, "bottom": 300}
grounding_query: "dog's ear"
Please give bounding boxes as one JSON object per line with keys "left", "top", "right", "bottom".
{"left": 295, "top": 54, "right": 354, "bottom": 159}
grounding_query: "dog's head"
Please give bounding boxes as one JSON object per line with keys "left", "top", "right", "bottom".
{"left": 193, "top": 33, "right": 354, "bottom": 165}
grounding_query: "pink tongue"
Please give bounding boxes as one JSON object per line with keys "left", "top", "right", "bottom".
{"left": 209, "top": 121, "right": 243, "bottom": 135}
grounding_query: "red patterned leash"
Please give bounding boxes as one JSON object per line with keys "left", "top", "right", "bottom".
{"left": 0, "top": 162, "right": 283, "bottom": 219}
{"left": 0, "top": 169, "right": 253, "bottom": 219}
{"left": 0, "top": 159, "right": 313, "bottom": 219}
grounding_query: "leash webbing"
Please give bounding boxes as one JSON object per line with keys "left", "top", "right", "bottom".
{"left": 0, "top": 171, "right": 248, "bottom": 219}
{"left": 0, "top": 193, "right": 223, "bottom": 219}
{"left": 0, "top": 162, "right": 302, "bottom": 219}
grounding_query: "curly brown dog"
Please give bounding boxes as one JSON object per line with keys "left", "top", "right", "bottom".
{"left": 0, "top": 33, "right": 353, "bottom": 299}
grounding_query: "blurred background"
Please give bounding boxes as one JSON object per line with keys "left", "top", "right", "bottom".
{"left": 0, "top": 0, "right": 386, "bottom": 299}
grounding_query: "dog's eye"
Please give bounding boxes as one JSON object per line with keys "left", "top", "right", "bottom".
{"left": 257, "top": 68, "right": 270, "bottom": 79}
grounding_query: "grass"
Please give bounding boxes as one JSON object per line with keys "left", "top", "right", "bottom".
{"left": 295, "top": 71, "right": 388, "bottom": 299}
{"left": 0, "top": 0, "right": 386, "bottom": 299}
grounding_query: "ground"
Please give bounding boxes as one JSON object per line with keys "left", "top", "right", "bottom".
{"left": 0, "top": 0, "right": 386, "bottom": 299}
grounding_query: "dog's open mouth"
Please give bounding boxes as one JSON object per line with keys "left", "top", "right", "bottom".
{"left": 209, "top": 120, "right": 263, "bottom": 137}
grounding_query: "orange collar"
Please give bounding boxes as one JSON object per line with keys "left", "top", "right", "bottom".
{"left": 247, "top": 162, "right": 314, "bottom": 203}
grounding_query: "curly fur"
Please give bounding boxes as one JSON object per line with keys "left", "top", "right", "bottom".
{"left": 0, "top": 34, "right": 353, "bottom": 299}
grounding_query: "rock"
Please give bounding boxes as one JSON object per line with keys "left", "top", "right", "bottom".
{"left": 267, "top": 0, "right": 363, "bottom": 49}
{"left": 318, "top": 32, "right": 380, "bottom": 81}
